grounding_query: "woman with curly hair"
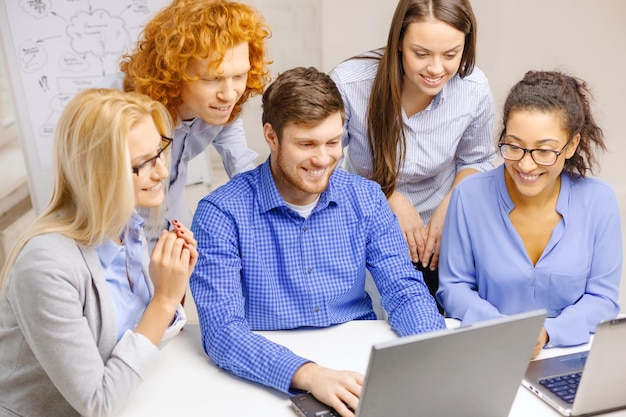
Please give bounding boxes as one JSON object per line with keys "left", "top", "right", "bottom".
{"left": 438, "top": 71, "right": 621, "bottom": 358}
{"left": 103, "top": 0, "right": 271, "bottom": 242}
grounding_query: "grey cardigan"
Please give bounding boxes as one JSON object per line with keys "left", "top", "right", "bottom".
{"left": 0, "top": 233, "right": 173, "bottom": 417}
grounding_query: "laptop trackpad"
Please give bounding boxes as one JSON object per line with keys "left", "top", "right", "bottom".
{"left": 560, "top": 352, "right": 588, "bottom": 370}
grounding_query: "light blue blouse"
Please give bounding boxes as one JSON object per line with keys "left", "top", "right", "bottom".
{"left": 437, "top": 165, "right": 622, "bottom": 347}
{"left": 96, "top": 212, "right": 151, "bottom": 341}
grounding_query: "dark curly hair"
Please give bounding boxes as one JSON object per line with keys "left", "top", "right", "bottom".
{"left": 499, "top": 70, "right": 606, "bottom": 177}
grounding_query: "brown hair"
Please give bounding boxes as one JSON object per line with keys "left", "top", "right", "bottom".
{"left": 499, "top": 70, "right": 605, "bottom": 178}
{"left": 121, "top": 0, "right": 271, "bottom": 123}
{"left": 367, "top": 0, "right": 477, "bottom": 196}
{"left": 262, "top": 67, "right": 345, "bottom": 139}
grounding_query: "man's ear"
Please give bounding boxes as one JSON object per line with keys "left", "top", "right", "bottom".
{"left": 565, "top": 133, "right": 581, "bottom": 159}
{"left": 264, "top": 122, "right": 278, "bottom": 152}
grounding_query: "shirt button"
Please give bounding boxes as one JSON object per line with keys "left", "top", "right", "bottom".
{"left": 314, "top": 307, "right": 320, "bottom": 313}
{"left": 307, "top": 268, "right": 312, "bottom": 274}
{"left": 303, "top": 226, "right": 307, "bottom": 232}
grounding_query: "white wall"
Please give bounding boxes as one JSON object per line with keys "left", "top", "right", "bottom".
{"left": 471, "top": 0, "right": 626, "bottom": 185}
{"left": 240, "top": 0, "right": 323, "bottom": 162}
{"left": 319, "top": 2, "right": 396, "bottom": 72}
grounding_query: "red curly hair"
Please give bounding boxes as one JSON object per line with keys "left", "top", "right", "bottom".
{"left": 121, "top": 0, "right": 271, "bottom": 123}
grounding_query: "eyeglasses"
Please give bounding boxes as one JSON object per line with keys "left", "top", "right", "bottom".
{"left": 131, "top": 136, "right": 173, "bottom": 176}
{"left": 498, "top": 139, "right": 571, "bottom": 167}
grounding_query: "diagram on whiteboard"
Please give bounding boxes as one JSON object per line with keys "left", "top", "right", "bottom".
{"left": 2, "top": 0, "right": 168, "bottom": 170}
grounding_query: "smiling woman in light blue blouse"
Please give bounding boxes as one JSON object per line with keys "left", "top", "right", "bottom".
{"left": 437, "top": 71, "right": 622, "bottom": 358}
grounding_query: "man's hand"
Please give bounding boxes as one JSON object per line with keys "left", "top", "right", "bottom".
{"left": 291, "top": 363, "right": 364, "bottom": 417}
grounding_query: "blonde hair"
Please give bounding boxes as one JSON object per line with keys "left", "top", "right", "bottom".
{"left": 0, "top": 88, "right": 173, "bottom": 289}
{"left": 121, "top": 0, "right": 271, "bottom": 123}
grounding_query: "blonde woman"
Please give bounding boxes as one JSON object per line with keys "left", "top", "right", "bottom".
{"left": 0, "top": 88, "right": 197, "bottom": 417}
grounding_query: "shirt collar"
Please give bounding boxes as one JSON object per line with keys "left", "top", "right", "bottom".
{"left": 430, "top": 86, "right": 445, "bottom": 109}
{"left": 496, "top": 164, "right": 571, "bottom": 220}
{"left": 95, "top": 239, "right": 121, "bottom": 270}
{"left": 95, "top": 211, "right": 145, "bottom": 270}
{"left": 175, "top": 117, "right": 203, "bottom": 135}
{"left": 496, "top": 165, "right": 514, "bottom": 212}
{"left": 426, "top": 74, "right": 452, "bottom": 110}
{"left": 257, "top": 159, "right": 338, "bottom": 214}
{"left": 555, "top": 173, "right": 572, "bottom": 220}
{"left": 122, "top": 211, "right": 145, "bottom": 242}
{"left": 402, "top": 77, "right": 449, "bottom": 126}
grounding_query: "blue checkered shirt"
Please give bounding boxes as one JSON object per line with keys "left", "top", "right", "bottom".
{"left": 190, "top": 159, "right": 445, "bottom": 393}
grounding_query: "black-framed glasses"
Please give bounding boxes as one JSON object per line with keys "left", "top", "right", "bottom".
{"left": 131, "top": 136, "right": 173, "bottom": 176}
{"left": 498, "top": 139, "right": 571, "bottom": 167}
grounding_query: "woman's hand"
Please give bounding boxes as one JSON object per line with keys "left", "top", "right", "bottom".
{"left": 171, "top": 219, "right": 198, "bottom": 277}
{"left": 421, "top": 201, "right": 448, "bottom": 271}
{"left": 137, "top": 222, "right": 198, "bottom": 345}
{"left": 420, "top": 168, "right": 477, "bottom": 270}
{"left": 387, "top": 191, "right": 427, "bottom": 264}
{"left": 532, "top": 327, "right": 550, "bottom": 359}
{"left": 149, "top": 223, "right": 197, "bottom": 309}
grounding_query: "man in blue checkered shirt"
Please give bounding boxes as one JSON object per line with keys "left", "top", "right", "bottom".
{"left": 190, "top": 67, "right": 446, "bottom": 417}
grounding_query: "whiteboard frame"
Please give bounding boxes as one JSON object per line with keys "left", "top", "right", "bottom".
{"left": 0, "top": 0, "right": 51, "bottom": 213}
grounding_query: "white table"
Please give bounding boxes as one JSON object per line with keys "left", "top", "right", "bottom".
{"left": 116, "top": 321, "right": 626, "bottom": 416}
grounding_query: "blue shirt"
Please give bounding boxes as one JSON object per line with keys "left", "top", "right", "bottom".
{"left": 329, "top": 52, "right": 496, "bottom": 223}
{"left": 96, "top": 212, "right": 151, "bottom": 342}
{"left": 437, "top": 165, "right": 622, "bottom": 347}
{"left": 190, "top": 160, "right": 445, "bottom": 393}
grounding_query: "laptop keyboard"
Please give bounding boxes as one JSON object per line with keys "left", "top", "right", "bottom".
{"left": 290, "top": 394, "right": 341, "bottom": 417}
{"left": 539, "top": 372, "right": 582, "bottom": 404}
{"left": 291, "top": 405, "right": 339, "bottom": 417}
{"left": 313, "top": 411, "right": 339, "bottom": 417}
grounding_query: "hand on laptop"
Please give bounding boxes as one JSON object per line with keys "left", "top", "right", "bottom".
{"left": 532, "top": 327, "right": 550, "bottom": 359}
{"left": 291, "top": 362, "right": 363, "bottom": 417}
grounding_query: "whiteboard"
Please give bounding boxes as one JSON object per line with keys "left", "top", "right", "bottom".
{"left": 0, "top": 0, "right": 169, "bottom": 213}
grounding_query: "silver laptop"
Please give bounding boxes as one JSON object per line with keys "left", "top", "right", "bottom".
{"left": 522, "top": 316, "right": 626, "bottom": 416}
{"left": 291, "top": 310, "right": 546, "bottom": 417}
